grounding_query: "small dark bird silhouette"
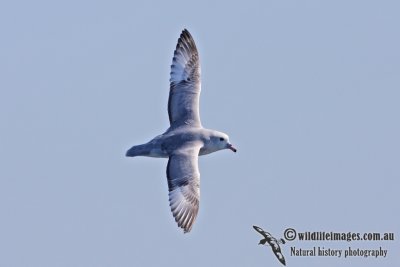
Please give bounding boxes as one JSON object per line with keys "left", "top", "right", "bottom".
{"left": 253, "top": 225, "right": 286, "bottom": 266}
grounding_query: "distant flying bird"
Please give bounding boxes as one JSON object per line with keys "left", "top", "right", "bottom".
{"left": 126, "top": 29, "right": 237, "bottom": 233}
{"left": 253, "top": 225, "right": 286, "bottom": 266}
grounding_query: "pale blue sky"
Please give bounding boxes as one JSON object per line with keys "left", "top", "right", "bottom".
{"left": 0, "top": 1, "right": 399, "bottom": 266}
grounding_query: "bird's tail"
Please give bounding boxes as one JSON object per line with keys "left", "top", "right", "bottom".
{"left": 125, "top": 144, "right": 150, "bottom": 157}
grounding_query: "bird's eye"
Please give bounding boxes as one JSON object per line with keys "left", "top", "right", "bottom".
{"left": 219, "top": 137, "right": 224, "bottom": 141}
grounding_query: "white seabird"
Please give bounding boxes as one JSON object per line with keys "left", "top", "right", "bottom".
{"left": 126, "top": 29, "right": 236, "bottom": 233}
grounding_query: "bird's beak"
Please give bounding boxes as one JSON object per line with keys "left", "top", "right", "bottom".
{"left": 227, "top": 143, "right": 237, "bottom": 153}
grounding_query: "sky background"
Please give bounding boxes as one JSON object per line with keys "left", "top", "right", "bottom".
{"left": 0, "top": 0, "right": 399, "bottom": 266}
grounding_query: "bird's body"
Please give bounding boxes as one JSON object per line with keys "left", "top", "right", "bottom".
{"left": 126, "top": 29, "right": 236, "bottom": 233}
{"left": 126, "top": 127, "right": 232, "bottom": 158}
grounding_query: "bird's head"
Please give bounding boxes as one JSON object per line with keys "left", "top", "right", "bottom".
{"left": 210, "top": 131, "right": 237, "bottom": 153}
{"left": 258, "top": 239, "right": 267, "bottom": 245}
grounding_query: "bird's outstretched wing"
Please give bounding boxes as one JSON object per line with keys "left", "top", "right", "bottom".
{"left": 168, "top": 29, "right": 202, "bottom": 128}
{"left": 167, "top": 141, "right": 202, "bottom": 233}
{"left": 253, "top": 225, "right": 273, "bottom": 239}
{"left": 271, "top": 244, "right": 286, "bottom": 266}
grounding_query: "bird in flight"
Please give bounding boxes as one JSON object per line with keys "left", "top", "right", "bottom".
{"left": 253, "top": 225, "right": 286, "bottom": 266}
{"left": 126, "top": 29, "right": 237, "bottom": 233}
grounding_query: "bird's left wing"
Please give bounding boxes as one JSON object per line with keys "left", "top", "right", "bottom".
{"left": 167, "top": 141, "right": 202, "bottom": 233}
{"left": 168, "top": 29, "right": 201, "bottom": 128}
{"left": 271, "top": 245, "right": 286, "bottom": 266}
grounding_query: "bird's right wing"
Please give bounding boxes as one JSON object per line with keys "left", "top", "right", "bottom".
{"left": 167, "top": 141, "right": 202, "bottom": 233}
{"left": 253, "top": 225, "right": 270, "bottom": 238}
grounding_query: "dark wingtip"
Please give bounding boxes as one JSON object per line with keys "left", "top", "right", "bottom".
{"left": 180, "top": 28, "right": 194, "bottom": 41}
